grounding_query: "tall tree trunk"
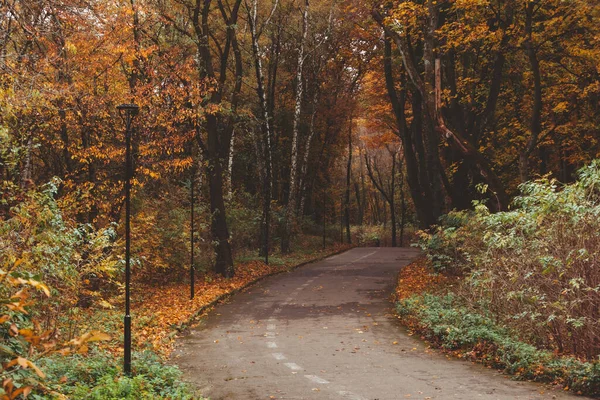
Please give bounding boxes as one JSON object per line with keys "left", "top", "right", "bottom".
{"left": 281, "top": 0, "right": 309, "bottom": 253}
{"left": 372, "top": 193, "right": 380, "bottom": 225}
{"left": 389, "top": 150, "right": 397, "bottom": 247}
{"left": 206, "top": 115, "right": 234, "bottom": 277}
{"left": 520, "top": 1, "right": 543, "bottom": 182}
{"left": 364, "top": 148, "right": 398, "bottom": 246}
{"left": 344, "top": 121, "right": 352, "bottom": 244}
{"left": 339, "top": 195, "right": 344, "bottom": 243}
{"left": 382, "top": 34, "right": 436, "bottom": 227}
{"left": 373, "top": 8, "right": 509, "bottom": 211}
{"left": 191, "top": 0, "right": 242, "bottom": 277}
{"left": 399, "top": 175, "right": 406, "bottom": 247}
{"left": 58, "top": 105, "right": 73, "bottom": 174}
{"left": 354, "top": 182, "right": 362, "bottom": 225}
{"left": 266, "top": 22, "right": 282, "bottom": 200}
{"left": 246, "top": 0, "right": 276, "bottom": 260}
{"left": 382, "top": 196, "right": 387, "bottom": 229}
{"left": 298, "top": 90, "right": 319, "bottom": 217}
{"left": 79, "top": 114, "right": 98, "bottom": 224}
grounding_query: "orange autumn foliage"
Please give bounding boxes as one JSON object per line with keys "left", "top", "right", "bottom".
{"left": 395, "top": 257, "right": 448, "bottom": 301}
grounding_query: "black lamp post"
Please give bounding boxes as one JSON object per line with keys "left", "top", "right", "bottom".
{"left": 190, "top": 159, "right": 195, "bottom": 300}
{"left": 322, "top": 189, "right": 326, "bottom": 249}
{"left": 117, "top": 103, "right": 139, "bottom": 376}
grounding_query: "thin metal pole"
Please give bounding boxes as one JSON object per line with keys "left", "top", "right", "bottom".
{"left": 190, "top": 171, "right": 195, "bottom": 300}
{"left": 263, "top": 145, "right": 271, "bottom": 265}
{"left": 124, "top": 118, "right": 132, "bottom": 376}
{"left": 340, "top": 197, "right": 343, "bottom": 243}
{"left": 322, "top": 190, "right": 326, "bottom": 249}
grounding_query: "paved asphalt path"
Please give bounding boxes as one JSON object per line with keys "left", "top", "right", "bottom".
{"left": 173, "top": 248, "right": 586, "bottom": 400}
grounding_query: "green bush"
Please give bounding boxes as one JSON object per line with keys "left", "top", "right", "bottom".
{"left": 356, "top": 224, "right": 384, "bottom": 245}
{"left": 398, "top": 294, "right": 600, "bottom": 396}
{"left": 416, "top": 161, "right": 600, "bottom": 360}
{"left": 415, "top": 210, "right": 474, "bottom": 273}
{"left": 0, "top": 179, "right": 120, "bottom": 296}
{"left": 39, "top": 350, "right": 198, "bottom": 399}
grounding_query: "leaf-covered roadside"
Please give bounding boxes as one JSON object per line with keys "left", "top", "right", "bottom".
{"left": 1, "top": 235, "right": 350, "bottom": 399}
{"left": 126, "top": 242, "right": 354, "bottom": 357}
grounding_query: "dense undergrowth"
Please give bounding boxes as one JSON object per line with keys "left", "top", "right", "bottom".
{"left": 398, "top": 161, "right": 600, "bottom": 396}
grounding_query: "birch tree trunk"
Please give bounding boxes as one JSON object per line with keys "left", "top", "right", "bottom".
{"left": 227, "top": 128, "right": 235, "bottom": 201}
{"left": 344, "top": 121, "right": 352, "bottom": 244}
{"left": 246, "top": 0, "right": 277, "bottom": 260}
{"left": 281, "top": 0, "right": 309, "bottom": 253}
{"left": 298, "top": 90, "right": 319, "bottom": 217}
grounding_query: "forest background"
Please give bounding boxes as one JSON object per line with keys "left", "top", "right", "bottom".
{"left": 1, "top": 0, "right": 599, "bottom": 398}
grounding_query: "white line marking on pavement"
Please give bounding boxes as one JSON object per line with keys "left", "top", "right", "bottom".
{"left": 338, "top": 390, "right": 366, "bottom": 400}
{"left": 358, "top": 250, "right": 378, "bottom": 260}
{"left": 304, "top": 375, "right": 329, "bottom": 384}
{"left": 285, "top": 297, "right": 294, "bottom": 303}
{"left": 267, "top": 342, "right": 277, "bottom": 348}
{"left": 284, "top": 362, "right": 303, "bottom": 371}
{"left": 271, "top": 353, "right": 286, "bottom": 360}
{"left": 333, "top": 250, "right": 379, "bottom": 272}
{"left": 267, "top": 324, "right": 276, "bottom": 330}
{"left": 301, "top": 283, "right": 309, "bottom": 287}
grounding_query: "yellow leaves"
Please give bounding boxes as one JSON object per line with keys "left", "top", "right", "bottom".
{"left": 2, "top": 264, "right": 51, "bottom": 298}
{"left": 70, "top": 330, "right": 112, "bottom": 347}
{"left": 203, "top": 103, "right": 220, "bottom": 116}
{"left": 18, "top": 328, "right": 34, "bottom": 338}
{"left": 52, "top": 330, "right": 112, "bottom": 356}
{"left": 453, "top": 0, "right": 490, "bottom": 10}
{"left": 387, "top": 2, "right": 427, "bottom": 31}
{"left": 98, "top": 300, "right": 115, "bottom": 309}
{"left": 64, "top": 41, "right": 77, "bottom": 55}
{"left": 552, "top": 102, "right": 569, "bottom": 114}
{"left": 138, "top": 166, "right": 161, "bottom": 180}
{"left": 23, "top": 280, "right": 50, "bottom": 297}
{"left": 5, "top": 356, "right": 46, "bottom": 378}
{"left": 2, "top": 378, "right": 33, "bottom": 400}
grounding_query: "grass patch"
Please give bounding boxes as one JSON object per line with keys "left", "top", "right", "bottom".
{"left": 37, "top": 350, "right": 199, "bottom": 399}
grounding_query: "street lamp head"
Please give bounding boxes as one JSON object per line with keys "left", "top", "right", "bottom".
{"left": 117, "top": 103, "right": 140, "bottom": 127}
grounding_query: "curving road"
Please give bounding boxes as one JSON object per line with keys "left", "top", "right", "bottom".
{"left": 173, "top": 247, "right": 586, "bottom": 400}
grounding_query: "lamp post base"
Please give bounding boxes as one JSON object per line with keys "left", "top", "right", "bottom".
{"left": 124, "top": 315, "right": 131, "bottom": 376}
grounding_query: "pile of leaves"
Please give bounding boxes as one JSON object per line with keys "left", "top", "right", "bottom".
{"left": 394, "top": 257, "right": 448, "bottom": 301}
